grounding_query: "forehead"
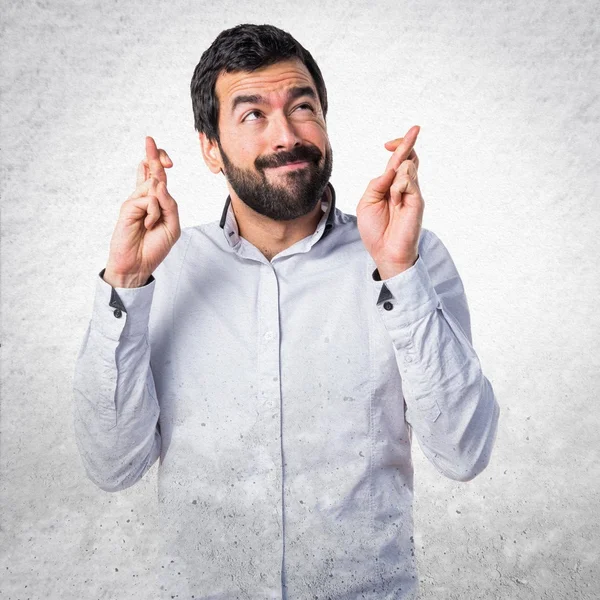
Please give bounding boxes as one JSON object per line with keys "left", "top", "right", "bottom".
{"left": 215, "top": 59, "right": 317, "bottom": 107}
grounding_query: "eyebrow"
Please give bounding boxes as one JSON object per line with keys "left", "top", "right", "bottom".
{"left": 230, "top": 86, "right": 317, "bottom": 113}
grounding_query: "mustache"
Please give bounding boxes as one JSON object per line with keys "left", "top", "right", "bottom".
{"left": 255, "top": 144, "right": 323, "bottom": 169}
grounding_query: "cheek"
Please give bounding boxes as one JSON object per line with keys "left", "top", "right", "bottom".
{"left": 304, "top": 121, "right": 329, "bottom": 151}
{"left": 224, "top": 139, "right": 261, "bottom": 167}
{"left": 220, "top": 123, "right": 260, "bottom": 157}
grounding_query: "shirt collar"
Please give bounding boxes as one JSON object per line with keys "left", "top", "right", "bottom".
{"left": 220, "top": 182, "right": 336, "bottom": 248}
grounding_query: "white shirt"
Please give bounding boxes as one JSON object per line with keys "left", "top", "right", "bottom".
{"left": 73, "top": 183, "right": 499, "bottom": 599}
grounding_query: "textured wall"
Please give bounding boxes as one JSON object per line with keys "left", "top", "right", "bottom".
{"left": 1, "top": 0, "right": 598, "bottom": 598}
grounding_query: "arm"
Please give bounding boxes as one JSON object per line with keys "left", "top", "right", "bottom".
{"left": 73, "top": 137, "right": 180, "bottom": 491}
{"left": 357, "top": 127, "right": 498, "bottom": 480}
{"left": 373, "top": 230, "right": 499, "bottom": 481}
{"left": 73, "top": 273, "right": 161, "bottom": 492}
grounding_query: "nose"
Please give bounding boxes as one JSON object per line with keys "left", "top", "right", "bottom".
{"left": 269, "top": 113, "right": 301, "bottom": 152}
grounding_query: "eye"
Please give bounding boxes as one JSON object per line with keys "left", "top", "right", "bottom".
{"left": 294, "top": 103, "right": 315, "bottom": 113}
{"left": 242, "top": 110, "right": 263, "bottom": 122}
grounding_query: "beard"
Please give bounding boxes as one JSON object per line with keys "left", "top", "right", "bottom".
{"left": 218, "top": 140, "right": 333, "bottom": 221}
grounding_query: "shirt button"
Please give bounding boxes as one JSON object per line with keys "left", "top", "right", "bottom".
{"left": 383, "top": 301, "right": 394, "bottom": 311}
{"left": 405, "top": 355, "right": 413, "bottom": 363}
{"left": 113, "top": 309, "right": 122, "bottom": 318}
{"left": 264, "top": 331, "right": 274, "bottom": 341}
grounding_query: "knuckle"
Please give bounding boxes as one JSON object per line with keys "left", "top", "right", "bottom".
{"left": 403, "top": 161, "right": 416, "bottom": 178}
{"left": 390, "top": 182, "right": 403, "bottom": 196}
{"left": 120, "top": 200, "right": 137, "bottom": 217}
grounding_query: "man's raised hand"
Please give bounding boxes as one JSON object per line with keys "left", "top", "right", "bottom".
{"left": 103, "top": 137, "right": 181, "bottom": 288}
{"left": 356, "top": 125, "right": 424, "bottom": 280}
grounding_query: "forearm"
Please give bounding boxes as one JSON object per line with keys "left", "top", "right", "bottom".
{"left": 72, "top": 275, "right": 161, "bottom": 492}
{"left": 396, "top": 303, "right": 499, "bottom": 481}
{"left": 374, "top": 230, "right": 499, "bottom": 481}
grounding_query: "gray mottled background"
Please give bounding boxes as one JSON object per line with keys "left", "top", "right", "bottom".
{"left": 1, "top": 0, "right": 599, "bottom": 598}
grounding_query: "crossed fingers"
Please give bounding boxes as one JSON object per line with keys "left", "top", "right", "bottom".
{"left": 136, "top": 136, "right": 173, "bottom": 187}
{"left": 384, "top": 125, "right": 420, "bottom": 172}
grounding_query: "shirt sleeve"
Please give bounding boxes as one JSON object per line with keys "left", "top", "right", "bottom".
{"left": 72, "top": 271, "right": 161, "bottom": 492}
{"left": 372, "top": 230, "right": 500, "bottom": 481}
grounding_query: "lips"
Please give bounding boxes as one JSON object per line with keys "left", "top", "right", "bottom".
{"left": 269, "top": 160, "right": 310, "bottom": 170}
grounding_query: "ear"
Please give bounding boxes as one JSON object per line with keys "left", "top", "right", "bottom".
{"left": 199, "top": 133, "right": 224, "bottom": 174}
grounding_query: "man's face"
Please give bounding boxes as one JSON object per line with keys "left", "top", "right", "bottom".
{"left": 212, "top": 59, "right": 332, "bottom": 221}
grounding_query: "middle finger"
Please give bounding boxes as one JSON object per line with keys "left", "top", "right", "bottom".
{"left": 146, "top": 136, "right": 167, "bottom": 183}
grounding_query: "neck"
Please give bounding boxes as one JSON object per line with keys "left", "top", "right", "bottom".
{"left": 229, "top": 190, "right": 326, "bottom": 261}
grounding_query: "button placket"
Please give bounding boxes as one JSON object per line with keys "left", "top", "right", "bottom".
{"left": 256, "top": 264, "right": 284, "bottom": 576}
{"left": 257, "top": 264, "right": 282, "bottom": 421}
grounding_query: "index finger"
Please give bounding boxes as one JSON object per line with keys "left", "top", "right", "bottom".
{"left": 384, "top": 142, "right": 420, "bottom": 171}
{"left": 385, "top": 125, "right": 420, "bottom": 172}
{"left": 145, "top": 136, "right": 167, "bottom": 183}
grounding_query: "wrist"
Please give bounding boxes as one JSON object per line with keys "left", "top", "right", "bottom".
{"left": 102, "top": 268, "right": 151, "bottom": 289}
{"left": 375, "top": 255, "right": 419, "bottom": 280}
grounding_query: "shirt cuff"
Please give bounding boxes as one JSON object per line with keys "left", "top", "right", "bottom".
{"left": 372, "top": 255, "right": 440, "bottom": 331}
{"left": 91, "top": 270, "right": 156, "bottom": 340}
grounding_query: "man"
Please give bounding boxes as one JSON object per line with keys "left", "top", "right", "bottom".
{"left": 73, "top": 23, "right": 499, "bottom": 599}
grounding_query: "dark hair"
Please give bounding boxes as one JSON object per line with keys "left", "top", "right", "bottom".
{"left": 190, "top": 24, "right": 328, "bottom": 141}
